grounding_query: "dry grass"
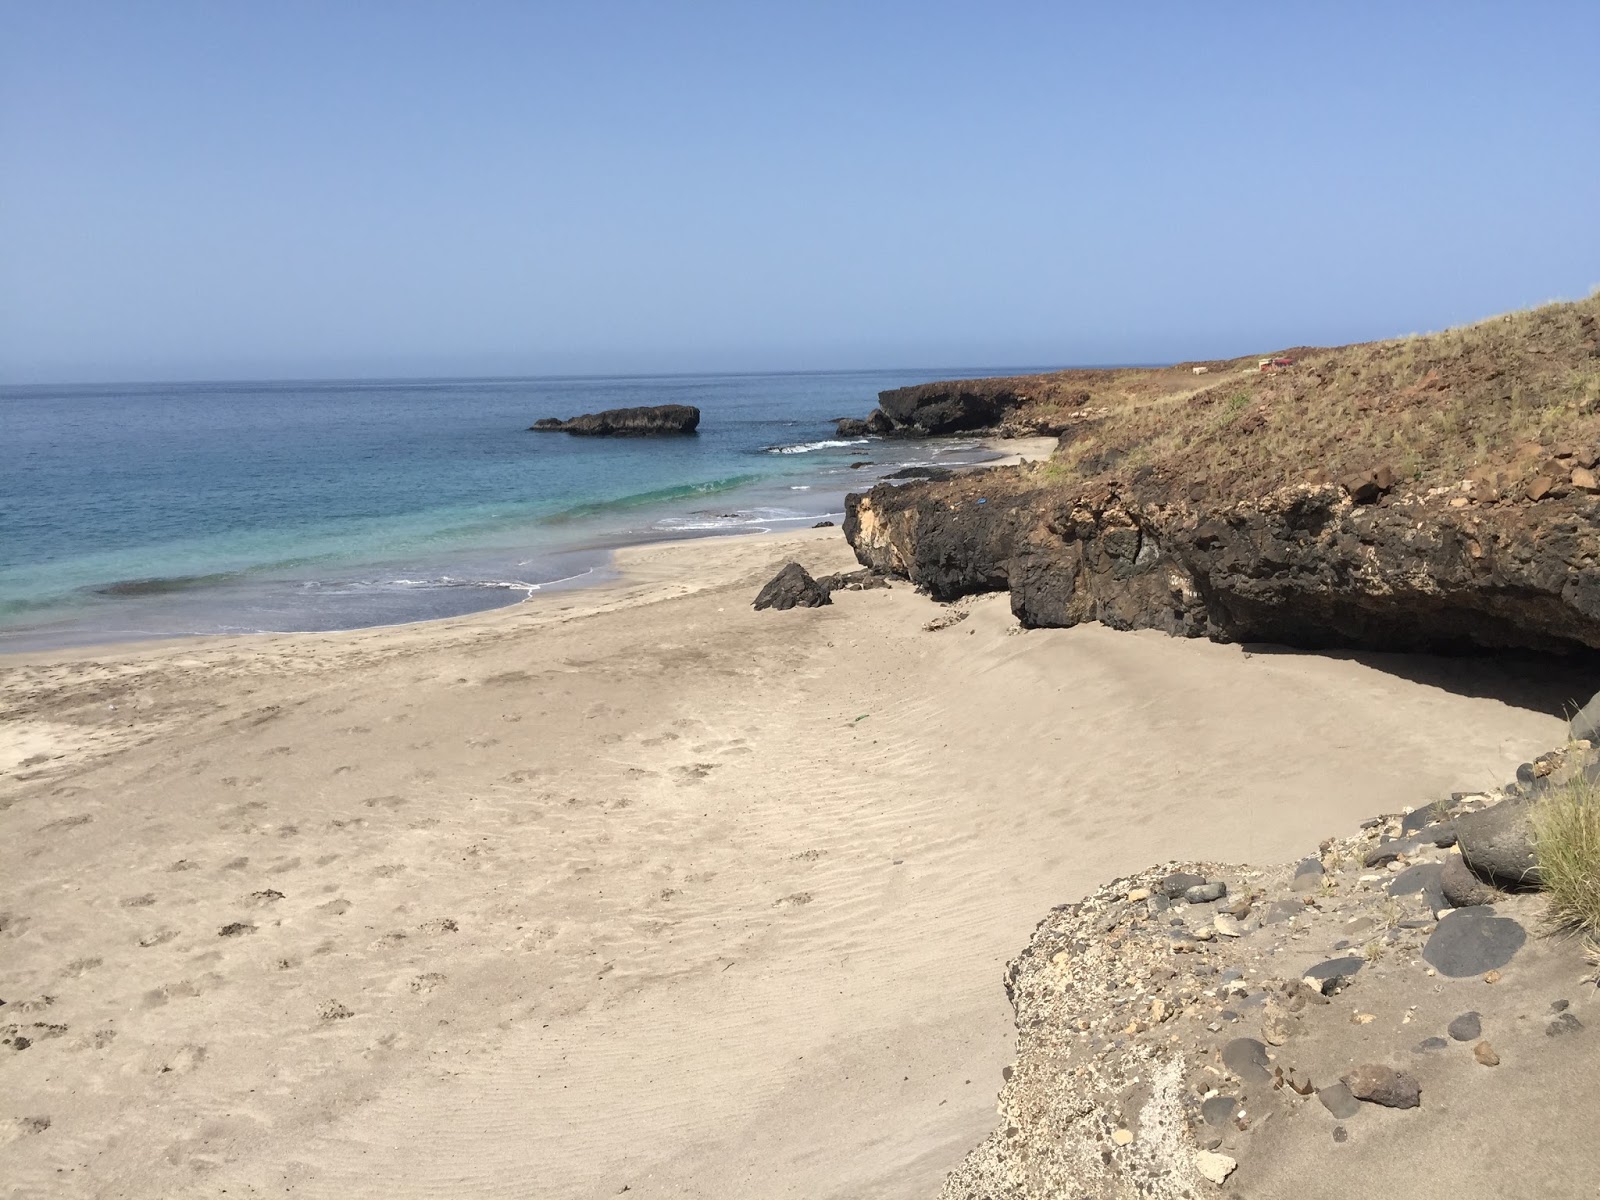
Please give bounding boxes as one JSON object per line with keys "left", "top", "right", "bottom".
{"left": 1005, "top": 292, "right": 1600, "bottom": 504}
{"left": 1532, "top": 772, "right": 1600, "bottom": 934}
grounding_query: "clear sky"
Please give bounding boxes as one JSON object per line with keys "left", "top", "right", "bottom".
{"left": 3, "top": 2, "right": 1597, "bottom": 383}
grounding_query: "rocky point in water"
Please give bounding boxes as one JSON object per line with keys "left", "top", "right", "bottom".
{"left": 529, "top": 404, "right": 700, "bottom": 436}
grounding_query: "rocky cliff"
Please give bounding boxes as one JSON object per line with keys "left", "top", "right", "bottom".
{"left": 844, "top": 296, "right": 1600, "bottom": 655}
{"left": 529, "top": 404, "right": 700, "bottom": 436}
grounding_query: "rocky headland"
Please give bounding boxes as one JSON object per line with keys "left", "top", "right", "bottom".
{"left": 841, "top": 296, "right": 1600, "bottom": 654}
{"left": 823, "top": 295, "right": 1600, "bottom": 1196}
{"left": 529, "top": 403, "right": 700, "bottom": 436}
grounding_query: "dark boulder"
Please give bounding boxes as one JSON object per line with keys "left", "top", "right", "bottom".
{"left": 834, "top": 417, "right": 871, "bottom": 437}
{"left": 753, "top": 563, "right": 832, "bottom": 611}
{"left": 1421, "top": 906, "right": 1527, "bottom": 977}
{"left": 529, "top": 404, "right": 700, "bottom": 436}
{"left": 872, "top": 382, "right": 1026, "bottom": 435}
{"left": 1455, "top": 796, "right": 1539, "bottom": 889}
{"left": 1441, "top": 852, "right": 1503, "bottom": 908}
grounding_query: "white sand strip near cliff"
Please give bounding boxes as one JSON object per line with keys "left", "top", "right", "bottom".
{"left": 0, "top": 527, "right": 1572, "bottom": 1199}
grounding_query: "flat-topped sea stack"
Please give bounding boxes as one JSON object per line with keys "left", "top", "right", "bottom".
{"left": 530, "top": 403, "right": 700, "bottom": 436}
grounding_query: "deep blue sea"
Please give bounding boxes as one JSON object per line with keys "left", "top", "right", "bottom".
{"left": 0, "top": 369, "right": 1025, "bottom": 649}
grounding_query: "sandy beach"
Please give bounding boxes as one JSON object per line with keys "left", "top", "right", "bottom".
{"left": 0, "top": 525, "right": 1577, "bottom": 1199}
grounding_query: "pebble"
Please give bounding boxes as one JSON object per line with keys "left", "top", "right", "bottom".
{"left": 1447, "top": 1011, "right": 1481, "bottom": 1041}
{"left": 1413, "top": 1037, "right": 1449, "bottom": 1052}
{"left": 1333, "top": 1125, "right": 1349, "bottom": 1143}
{"left": 1193, "top": 1150, "right": 1237, "bottom": 1185}
{"left": 1221, "top": 1037, "right": 1272, "bottom": 1083}
{"left": 1212, "top": 913, "right": 1245, "bottom": 938}
{"left": 1161, "top": 872, "right": 1206, "bottom": 898}
{"left": 1342, "top": 1064, "right": 1422, "bottom": 1109}
{"left": 1111, "top": 1128, "right": 1133, "bottom": 1146}
{"left": 1201, "top": 1095, "right": 1239, "bottom": 1126}
{"left": 1126, "top": 888, "right": 1150, "bottom": 903}
{"left": 1303, "top": 956, "right": 1365, "bottom": 994}
{"left": 1185, "top": 881, "right": 1228, "bottom": 904}
{"left": 1351, "top": 1012, "right": 1377, "bottom": 1025}
{"left": 1474, "top": 1040, "right": 1501, "bottom": 1066}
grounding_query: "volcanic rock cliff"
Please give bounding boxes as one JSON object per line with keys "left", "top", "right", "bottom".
{"left": 844, "top": 296, "right": 1600, "bottom": 655}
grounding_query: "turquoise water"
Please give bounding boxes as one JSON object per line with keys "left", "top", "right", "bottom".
{"left": 0, "top": 370, "right": 1019, "bottom": 648}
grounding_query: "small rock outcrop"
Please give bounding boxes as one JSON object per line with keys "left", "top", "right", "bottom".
{"left": 529, "top": 404, "right": 700, "bottom": 436}
{"left": 752, "top": 563, "right": 831, "bottom": 611}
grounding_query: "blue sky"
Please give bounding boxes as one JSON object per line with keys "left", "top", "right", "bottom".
{"left": 3, "top": 2, "right": 1597, "bottom": 382}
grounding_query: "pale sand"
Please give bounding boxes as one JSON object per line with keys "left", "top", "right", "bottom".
{"left": 0, "top": 527, "right": 1573, "bottom": 1198}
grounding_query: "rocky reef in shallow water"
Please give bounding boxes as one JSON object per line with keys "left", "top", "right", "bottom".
{"left": 529, "top": 404, "right": 700, "bottom": 436}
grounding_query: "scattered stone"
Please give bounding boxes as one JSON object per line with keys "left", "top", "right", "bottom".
{"left": 1193, "top": 1150, "right": 1238, "bottom": 1185}
{"left": 1290, "top": 858, "right": 1324, "bottom": 892}
{"left": 1201, "top": 1095, "right": 1239, "bottom": 1127}
{"left": 1413, "top": 1037, "right": 1449, "bottom": 1052}
{"left": 1441, "top": 853, "right": 1501, "bottom": 908}
{"left": 1474, "top": 1041, "right": 1501, "bottom": 1066}
{"left": 1454, "top": 796, "right": 1539, "bottom": 889}
{"left": 1333, "top": 1125, "right": 1348, "bottom": 1143}
{"left": 1110, "top": 1127, "right": 1134, "bottom": 1146}
{"left": 1421, "top": 907, "right": 1527, "bottom": 978}
{"left": 1161, "top": 872, "right": 1205, "bottom": 898}
{"left": 1484, "top": 969, "right": 1503, "bottom": 984}
{"left": 1212, "top": 913, "right": 1245, "bottom": 938}
{"left": 1303, "top": 956, "right": 1365, "bottom": 994}
{"left": 1126, "top": 887, "right": 1150, "bottom": 903}
{"left": 753, "top": 563, "right": 833, "bottom": 611}
{"left": 811, "top": 520, "right": 835, "bottom": 528}
{"left": 1221, "top": 1037, "right": 1272, "bottom": 1083}
{"left": 1342, "top": 1064, "right": 1421, "bottom": 1109}
{"left": 1547, "top": 1012, "right": 1584, "bottom": 1037}
{"left": 1185, "top": 881, "right": 1228, "bottom": 904}
{"left": 1318, "top": 1082, "right": 1361, "bottom": 1118}
{"left": 1447, "top": 1011, "right": 1482, "bottom": 1041}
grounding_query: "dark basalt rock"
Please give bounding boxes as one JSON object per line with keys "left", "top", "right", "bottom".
{"left": 1455, "top": 796, "right": 1540, "bottom": 889}
{"left": 872, "top": 381, "right": 1026, "bottom": 436}
{"left": 1421, "top": 906, "right": 1527, "bottom": 977}
{"left": 1441, "top": 852, "right": 1503, "bottom": 908}
{"left": 845, "top": 473, "right": 1600, "bottom": 655}
{"left": 753, "top": 563, "right": 832, "bottom": 611}
{"left": 1221, "top": 1037, "right": 1272, "bottom": 1083}
{"left": 529, "top": 404, "right": 700, "bottom": 436}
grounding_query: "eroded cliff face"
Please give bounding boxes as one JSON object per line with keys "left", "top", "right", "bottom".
{"left": 844, "top": 473, "right": 1600, "bottom": 654}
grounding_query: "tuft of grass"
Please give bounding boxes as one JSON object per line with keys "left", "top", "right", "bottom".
{"left": 1532, "top": 774, "right": 1600, "bottom": 934}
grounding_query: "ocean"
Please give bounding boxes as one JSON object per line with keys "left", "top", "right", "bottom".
{"left": 0, "top": 369, "right": 1028, "bottom": 650}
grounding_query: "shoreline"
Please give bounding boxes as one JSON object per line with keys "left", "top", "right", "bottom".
{"left": 0, "top": 510, "right": 1571, "bottom": 1198}
{"left": 0, "top": 436, "right": 1055, "bottom": 664}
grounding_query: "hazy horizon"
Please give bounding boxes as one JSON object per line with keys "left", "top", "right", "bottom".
{"left": 4, "top": 3, "right": 1598, "bottom": 384}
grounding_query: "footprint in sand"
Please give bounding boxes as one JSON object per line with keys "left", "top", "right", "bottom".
{"left": 217, "top": 922, "right": 256, "bottom": 937}
{"left": 362, "top": 795, "right": 406, "bottom": 810}
{"left": 37, "top": 813, "right": 92, "bottom": 834}
{"left": 121, "top": 893, "right": 157, "bottom": 908}
{"left": 58, "top": 957, "right": 102, "bottom": 978}
{"left": 671, "top": 763, "right": 719, "bottom": 784}
{"left": 773, "top": 892, "right": 814, "bottom": 907}
{"left": 416, "top": 917, "right": 458, "bottom": 935}
{"left": 268, "top": 856, "right": 301, "bottom": 873}
{"left": 160, "top": 1044, "right": 207, "bottom": 1074}
{"left": 220, "top": 857, "right": 250, "bottom": 871}
{"left": 139, "top": 929, "right": 179, "bottom": 948}
{"left": 640, "top": 731, "right": 680, "bottom": 747}
{"left": 318, "top": 1000, "right": 354, "bottom": 1021}
{"left": 318, "top": 898, "right": 352, "bottom": 915}
{"left": 409, "top": 972, "right": 446, "bottom": 993}
{"left": 370, "top": 932, "right": 408, "bottom": 950}
{"left": 244, "top": 889, "right": 285, "bottom": 907}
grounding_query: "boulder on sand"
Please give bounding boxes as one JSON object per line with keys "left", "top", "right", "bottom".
{"left": 1454, "top": 795, "right": 1539, "bottom": 889}
{"left": 528, "top": 404, "right": 700, "bottom": 436}
{"left": 753, "top": 563, "right": 832, "bottom": 611}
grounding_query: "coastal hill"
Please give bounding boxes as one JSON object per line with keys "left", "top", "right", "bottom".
{"left": 843, "top": 295, "right": 1600, "bottom": 654}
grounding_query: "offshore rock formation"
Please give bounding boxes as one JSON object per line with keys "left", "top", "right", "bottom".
{"left": 844, "top": 475, "right": 1600, "bottom": 654}
{"left": 529, "top": 404, "right": 700, "bottom": 436}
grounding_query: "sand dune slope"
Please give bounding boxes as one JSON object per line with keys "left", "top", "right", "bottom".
{"left": 0, "top": 530, "right": 1571, "bottom": 1199}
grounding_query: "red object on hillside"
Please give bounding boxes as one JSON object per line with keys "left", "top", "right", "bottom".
{"left": 1271, "top": 356, "right": 1294, "bottom": 367}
